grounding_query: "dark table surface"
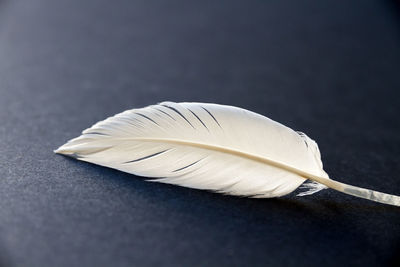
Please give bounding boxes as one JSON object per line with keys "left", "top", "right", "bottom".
{"left": 1, "top": 0, "right": 399, "bottom": 266}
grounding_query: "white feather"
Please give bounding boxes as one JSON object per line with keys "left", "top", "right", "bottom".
{"left": 55, "top": 102, "right": 400, "bottom": 206}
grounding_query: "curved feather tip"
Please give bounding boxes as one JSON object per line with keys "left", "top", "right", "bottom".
{"left": 55, "top": 102, "right": 400, "bottom": 207}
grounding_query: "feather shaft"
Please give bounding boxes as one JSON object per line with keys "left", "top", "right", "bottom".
{"left": 56, "top": 136, "right": 400, "bottom": 206}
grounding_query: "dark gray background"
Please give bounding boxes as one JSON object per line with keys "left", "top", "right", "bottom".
{"left": 0, "top": 0, "right": 399, "bottom": 266}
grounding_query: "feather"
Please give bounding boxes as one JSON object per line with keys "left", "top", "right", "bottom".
{"left": 55, "top": 102, "right": 400, "bottom": 206}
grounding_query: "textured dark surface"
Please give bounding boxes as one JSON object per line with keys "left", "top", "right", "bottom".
{"left": 0, "top": 0, "right": 400, "bottom": 266}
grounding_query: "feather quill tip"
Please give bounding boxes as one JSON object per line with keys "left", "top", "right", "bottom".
{"left": 54, "top": 146, "right": 69, "bottom": 154}
{"left": 54, "top": 145, "right": 80, "bottom": 158}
